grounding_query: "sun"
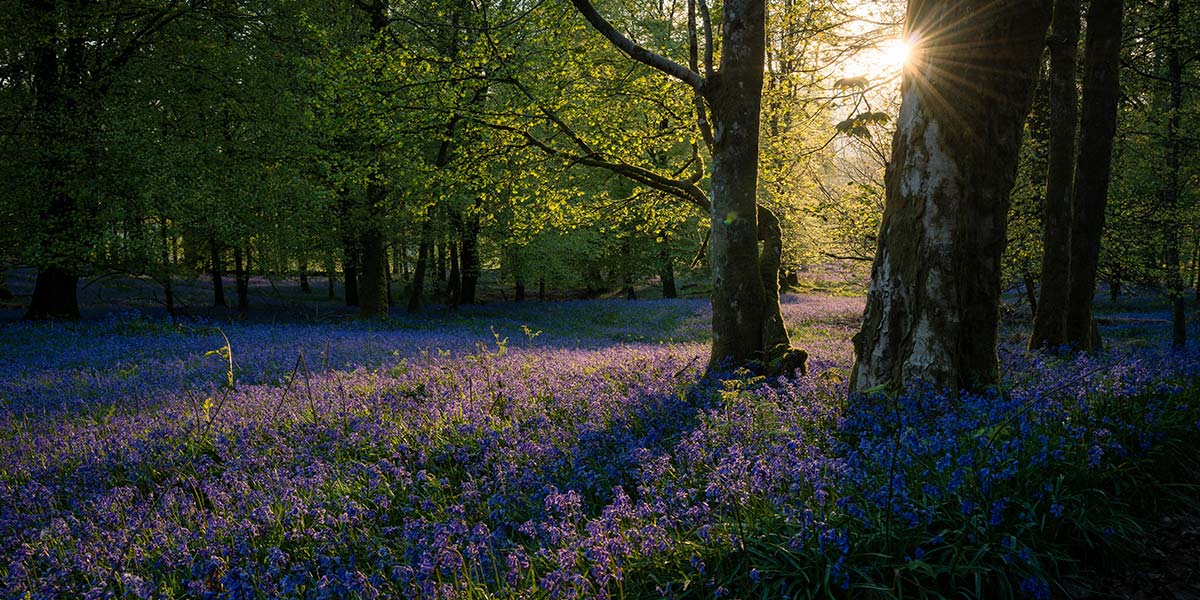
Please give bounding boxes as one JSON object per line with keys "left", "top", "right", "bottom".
{"left": 881, "top": 37, "right": 913, "bottom": 70}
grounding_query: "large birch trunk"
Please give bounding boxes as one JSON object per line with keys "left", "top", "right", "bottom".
{"left": 851, "top": 0, "right": 1051, "bottom": 393}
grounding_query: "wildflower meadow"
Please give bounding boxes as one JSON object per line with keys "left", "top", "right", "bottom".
{"left": 2, "top": 294, "right": 1198, "bottom": 598}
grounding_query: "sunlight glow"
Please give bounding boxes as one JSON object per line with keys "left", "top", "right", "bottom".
{"left": 882, "top": 38, "right": 913, "bottom": 70}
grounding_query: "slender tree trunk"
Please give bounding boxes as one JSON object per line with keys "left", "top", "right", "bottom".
{"left": 621, "top": 240, "right": 636, "bottom": 300}
{"left": 327, "top": 260, "right": 336, "bottom": 300}
{"left": 1024, "top": 271, "right": 1039, "bottom": 317}
{"left": 448, "top": 239, "right": 461, "bottom": 307}
{"left": 1164, "top": 0, "right": 1186, "bottom": 348}
{"left": 1110, "top": 278, "right": 1121, "bottom": 302}
{"left": 851, "top": 0, "right": 1051, "bottom": 393}
{"left": 386, "top": 255, "right": 394, "bottom": 307}
{"left": 408, "top": 219, "right": 432, "bottom": 313}
{"left": 210, "top": 238, "right": 226, "bottom": 307}
{"left": 234, "top": 246, "right": 249, "bottom": 312}
{"left": 1029, "top": 0, "right": 1080, "bottom": 350}
{"left": 659, "top": 231, "right": 678, "bottom": 299}
{"left": 460, "top": 213, "right": 481, "bottom": 305}
{"left": 509, "top": 245, "right": 526, "bottom": 301}
{"left": 436, "top": 239, "right": 447, "bottom": 282}
{"left": 538, "top": 277, "right": 546, "bottom": 301}
{"left": 1188, "top": 236, "right": 1200, "bottom": 299}
{"left": 343, "top": 245, "right": 360, "bottom": 307}
{"left": 400, "top": 240, "right": 410, "bottom": 280}
{"left": 0, "top": 268, "right": 11, "bottom": 301}
{"left": 160, "top": 218, "right": 175, "bottom": 318}
{"left": 1063, "top": 0, "right": 1123, "bottom": 351}
{"left": 299, "top": 254, "right": 311, "bottom": 293}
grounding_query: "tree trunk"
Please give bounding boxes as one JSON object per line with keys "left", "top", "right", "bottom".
{"left": 386, "top": 255, "right": 394, "bottom": 307}
{"left": 25, "top": 267, "right": 80, "bottom": 320}
{"left": 659, "top": 231, "right": 678, "bottom": 299}
{"left": 160, "top": 219, "right": 175, "bottom": 318}
{"left": 1164, "top": 0, "right": 1186, "bottom": 349}
{"left": 0, "top": 268, "right": 11, "bottom": 301}
{"left": 851, "top": 0, "right": 1051, "bottom": 393}
{"left": 1063, "top": 0, "right": 1123, "bottom": 351}
{"left": 1029, "top": 0, "right": 1080, "bottom": 350}
{"left": 408, "top": 219, "right": 432, "bottom": 313}
{"left": 210, "top": 238, "right": 226, "bottom": 307}
{"left": 357, "top": 179, "right": 390, "bottom": 318}
{"left": 358, "top": 228, "right": 389, "bottom": 318}
{"left": 234, "top": 246, "right": 249, "bottom": 312}
{"left": 399, "top": 240, "right": 410, "bottom": 280}
{"left": 509, "top": 245, "right": 526, "bottom": 301}
{"left": 538, "top": 277, "right": 546, "bottom": 301}
{"left": 1110, "top": 278, "right": 1121, "bottom": 302}
{"left": 327, "top": 261, "right": 337, "bottom": 300}
{"left": 24, "top": 5, "right": 82, "bottom": 322}
{"left": 299, "top": 254, "right": 311, "bottom": 293}
{"left": 460, "top": 213, "right": 481, "bottom": 305}
{"left": 343, "top": 245, "right": 360, "bottom": 307}
{"left": 1024, "top": 271, "right": 1039, "bottom": 317}
{"left": 436, "top": 239, "right": 447, "bottom": 282}
{"left": 704, "top": 0, "right": 769, "bottom": 370}
{"left": 448, "top": 238, "right": 461, "bottom": 307}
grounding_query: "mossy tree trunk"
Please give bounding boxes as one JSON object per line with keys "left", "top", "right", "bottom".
{"left": 569, "top": 0, "right": 804, "bottom": 374}
{"left": 1029, "top": 0, "right": 1080, "bottom": 350}
{"left": 851, "top": 0, "right": 1051, "bottom": 393}
{"left": 1063, "top": 0, "right": 1123, "bottom": 351}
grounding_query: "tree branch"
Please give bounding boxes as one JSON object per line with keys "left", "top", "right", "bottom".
{"left": 697, "top": 0, "right": 714, "bottom": 78}
{"left": 568, "top": 0, "right": 704, "bottom": 91}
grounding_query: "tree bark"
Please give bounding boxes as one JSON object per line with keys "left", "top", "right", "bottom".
{"left": 299, "top": 254, "right": 311, "bottom": 293}
{"left": 358, "top": 180, "right": 390, "bottom": 318}
{"left": 460, "top": 213, "right": 481, "bottom": 305}
{"left": 569, "top": 0, "right": 802, "bottom": 374}
{"left": 1163, "top": 0, "right": 1186, "bottom": 349}
{"left": 703, "top": 0, "right": 769, "bottom": 369}
{"left": 1063, "top": 0, "right": 1123, "bottom": 351}
{"left": 327, "top": 261, "right": 337, "bottom": 300}
{"left": 448, "top": 238, "right": 461, "bottom": 307}
{"left": 851, "top": 0, "right": 1051, "bottom": 393}
{"left": 25, "top": 266, "right": 80, "bottom": 320}
{"left": 160, "top": 219, "right": 175, "bottom": 318}
{"left": 659, "top": 232, "right": 678, "bottom": 299}
{"left": 1024, "top": 271, "right": 1039, "bottom": 317}
{"left": 343, "top": 246, "right": 360, "bottom": 307}
{"left": 408, "top": 218, "right": 432, "bottom": 313}
{"left": 436, "top": 239, "right": 447, "bottom": 282}
{"left": 210, "top": 238, "right": 226, "bottom": 307}
{"left": 234, "top": 246, "right": 249, "bottom": 313}
{"left": 1029, "top": 0, "right": 1080, "bottom": 350}
{"left": 0, "top": 268, "right": 11, "bottom": 301}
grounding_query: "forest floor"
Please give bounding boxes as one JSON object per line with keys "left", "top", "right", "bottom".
{"left": 1, "top": 268, "right": 1199, "bottom": 598}
{"left": 1074, "top": 508, "right": 1200, "bottom": 599}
